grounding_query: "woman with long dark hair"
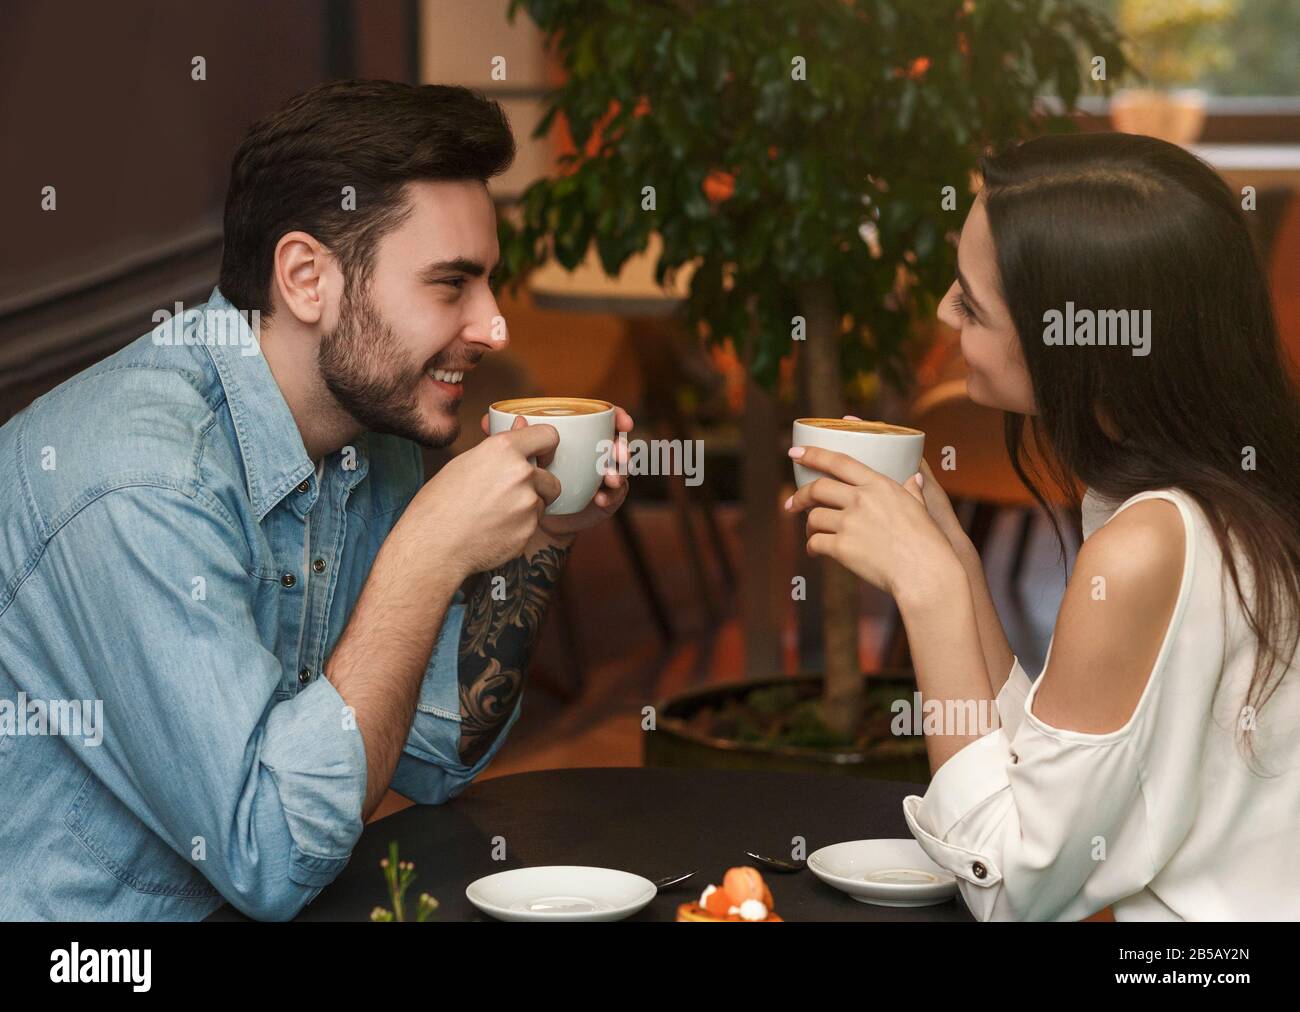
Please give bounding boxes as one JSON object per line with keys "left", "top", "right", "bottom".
{"left": 786, "top": 132, "right": 1300, "bottom": 920}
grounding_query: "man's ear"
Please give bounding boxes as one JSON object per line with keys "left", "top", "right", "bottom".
{"left": 271, "top": 230, "right": 337, "bottom": 326}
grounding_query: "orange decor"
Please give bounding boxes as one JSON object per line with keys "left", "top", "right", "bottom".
{"left": 703, "top": 169, "right": 736, "bottom": 204}
{"left": 546, "top": 75, "right": 652, "bottom": 169}
{"left": 551, "top": 99, "right": 635, "bottom": 166}
{"left": 893, "top": 56, "right": 931, "bottom": 79}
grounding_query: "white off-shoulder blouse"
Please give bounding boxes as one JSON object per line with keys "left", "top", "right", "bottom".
{"left": 903, "top": 486, "right": 1300, "bottom": 920}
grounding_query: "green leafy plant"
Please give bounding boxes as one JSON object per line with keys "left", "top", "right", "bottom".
{"left": 370, "top": 842, "right": 439, "bottom": 922}
{"left": 498, "top": 0, "right": 1127, "bottom": 738}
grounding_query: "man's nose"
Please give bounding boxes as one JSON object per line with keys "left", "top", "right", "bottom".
{"left": 463, "top": 287, "right": 508, "bottom": 350}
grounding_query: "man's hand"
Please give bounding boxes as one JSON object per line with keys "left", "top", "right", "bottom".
{"left": 329, "top": 421, "right": 561, "bottom": 820}
{"left": 394, "top": 419, "right": 561, "bottom": 580}
{"left": 478, "top": 405, "right": 634, "bottom": 542}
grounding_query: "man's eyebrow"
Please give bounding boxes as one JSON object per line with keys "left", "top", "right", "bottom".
{"left": 418, "top": 257, "right": 503, "bottom": 281}
{"left": 955, "top": 263, "right": 986, "bottom": 318}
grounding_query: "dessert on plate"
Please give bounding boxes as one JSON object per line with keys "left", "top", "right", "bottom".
{"left": 676, "top": 866, "right": 783, "bottom": 922}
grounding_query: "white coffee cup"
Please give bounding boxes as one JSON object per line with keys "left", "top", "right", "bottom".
{"left": 792, "top": 418, "right": 925, "bottom": 488}
{"left": 489, "top": 397, "right": 616, "bottom": 515}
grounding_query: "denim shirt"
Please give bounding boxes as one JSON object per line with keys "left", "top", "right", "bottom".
{"left": 0, "top": 287, "right": 519, "bottom": 921}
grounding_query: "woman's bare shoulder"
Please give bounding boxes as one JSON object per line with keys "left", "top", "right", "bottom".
{"left": 1030, "top": 498, "right": 1186, "bottom": 734}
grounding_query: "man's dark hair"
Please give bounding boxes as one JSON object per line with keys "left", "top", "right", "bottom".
{"left": 218, "top": 79, "right": 515, "bottom": 314}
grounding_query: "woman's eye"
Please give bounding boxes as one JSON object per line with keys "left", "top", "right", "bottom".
{"left": 948, "top": 289, "right": 972, "bottom": 320}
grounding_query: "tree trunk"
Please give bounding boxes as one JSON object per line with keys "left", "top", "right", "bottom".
{"left": 740, "top": 301, "right": 783, "bottom": 682}
{"left": 794, "top": 349, "right": 825, "bottom": 673}
{"left": 800, "top": 281, "right": 863, "bottom": 739}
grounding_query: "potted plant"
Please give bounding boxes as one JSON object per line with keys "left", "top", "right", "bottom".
{"left": 1109, "top": 0, "right": 1238, "bottom": 144}
{"left": 497, "top": 0, "right": 1126, "bottom": 778}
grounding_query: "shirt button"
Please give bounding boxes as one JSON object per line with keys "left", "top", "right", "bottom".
{"left": 312, "top": 558, "right": 327, "bottom": 574}
{"left": 298, "top": 668, "right": 311, "bottom": 685}
{"left": 297, "top": 479, "right": 311, "bottom": 494}
{"left": 281, "top": 572, "right": 297, "bottom": 588}
{"left": 972, "top": 862, "right": 988, "bottom": 880}
{"left": 1010, "top": 750, "right": 1019, "bottom": 764}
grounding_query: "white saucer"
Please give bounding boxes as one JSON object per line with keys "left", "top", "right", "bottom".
{"left": 808, "top": 839, "right": 957, "bottom": 907}
{"left": 465, "top": 866, "right": 657, "bottom": 922}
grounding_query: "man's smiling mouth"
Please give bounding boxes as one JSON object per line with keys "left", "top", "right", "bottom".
{"left": 428, "top": 368, "right": 465, "bottom": 384}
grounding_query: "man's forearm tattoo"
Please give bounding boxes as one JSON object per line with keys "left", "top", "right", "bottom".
{"left": 456, "top": 542, "right": 570, "bottom": 765}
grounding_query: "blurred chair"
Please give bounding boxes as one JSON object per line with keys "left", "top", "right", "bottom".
{"left": 622, "top": 316, "right": 738, "bottom": 624}
{"left": 496, "top": 290, "right": 685, "bottom": 652}
{"left": 524, "top": 238, "right": 738, "bottom": 629}
{"left": 1265, "top": 189, "right": 1300, "bottom": 386}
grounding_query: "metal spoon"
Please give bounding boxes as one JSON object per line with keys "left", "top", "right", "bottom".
{"left": 652, "top": 871, "right": 697, "bottom": 890}
{"left": 745, "top": 850, "right": 806, "bottom": 873}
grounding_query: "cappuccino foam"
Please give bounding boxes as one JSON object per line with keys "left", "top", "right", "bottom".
{"left": 795, "top": 418, "right": 922, "bottom": 436}
{"left": 492, "top": 397, "right": 612, "bottom": 417}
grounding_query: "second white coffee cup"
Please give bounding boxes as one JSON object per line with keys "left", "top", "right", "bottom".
{"left": 489, "top": 397, "right": 616, "bottom": 516}
{"left": 792, "top": 418, "right": 925, "bottom": 488}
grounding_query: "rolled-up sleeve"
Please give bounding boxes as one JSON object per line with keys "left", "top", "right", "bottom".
{"left": 34, "top": 486, "right": 367, "bottom": 921}
{"left": 903, "top": 677, "right": 1161, "bottom": 921}
{"left": 388, "top": 590, "right": 522, "bottom": 804}
{"left": 258, "top": 676, "right": 368, "bottom": 886}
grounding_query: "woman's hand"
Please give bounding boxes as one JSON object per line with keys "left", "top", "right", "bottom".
{"left": 913, "top": 458, "right": 975, "bottom": 558}
{"left": 839, "top": 416, "right": 973, "bottom": 562}
{"left": 784, "top": 445, "right": 959, "bottom": 603}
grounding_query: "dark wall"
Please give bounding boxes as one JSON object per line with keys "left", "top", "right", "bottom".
{"left": 0, "top": 0, "right": 329, "bottom": 307}
{"left": 0, "top": 0, "right": 416, "bottom": 416}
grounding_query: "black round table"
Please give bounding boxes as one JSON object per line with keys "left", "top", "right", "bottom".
{"left": 206, "top": 767, "right": 972, "bottom": 922}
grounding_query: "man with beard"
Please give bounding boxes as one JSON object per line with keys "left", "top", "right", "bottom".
{"left": 0, "top": 80, "right": 633, "bottom": 920}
